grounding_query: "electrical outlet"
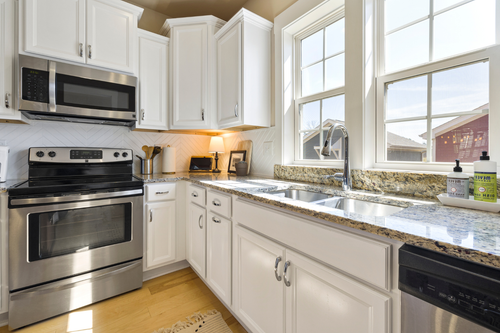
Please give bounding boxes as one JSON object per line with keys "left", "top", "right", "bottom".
{"left": 264, "top": 141, "right": 273, "bottom": 157}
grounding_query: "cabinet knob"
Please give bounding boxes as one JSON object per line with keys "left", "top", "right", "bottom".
{"left": 192, "top": 191, "right": 198, "bottom": 198}
{"left": 141, "top": 109, "right": 145, "bottom": 121}
{"left": 283, "top": 261, "right": 291, "bottom": 287}
{"left": 88, "top": 45, "right": 92, "bottom": 59}
{"left": 150, "top": 210, "right": 153, "bottom": 222}
{"left": 5, "top": 93, "right": 10, "bottom": 109}
{"left": 274, "top": 256, "right": 282, "bottom": 282}
{"left": 198, "top": 214, "right": 203, "bottom": 229}
{"left": 212, "top": 199, "right": 221, "bottom": 207}
{"left": 212, "top": 216, "right": 221, "bottom": 223}
{"left": 79, "top": 43, "right": 83, "bottom": 57}
{"left": 234, "top": 103, "right": 238, "bottom": 117}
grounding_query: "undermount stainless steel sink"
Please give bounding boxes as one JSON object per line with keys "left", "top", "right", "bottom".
{"left": 267, "top": 189, "right": 332, "bottom": 202}
{"left": 318, "top": 197, "right": 404, "bottom": 217}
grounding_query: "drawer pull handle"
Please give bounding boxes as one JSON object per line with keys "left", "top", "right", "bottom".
{"left": 156, "top": 191, "right": 169, "bottom": 195}
{"left": 198, "top": 214, "right": 203, "bottom": 229}
{"left": 212, "top": 200, "right": 221, "bottom": 207}
{"left": 283, "top": 261, "right": 291, "bottom": 287}
{"left": 274, "top": 256, "right": 282, "bottom": 282}
{"left": 192, "top": 191, "right": 198, "bottom": 198}
{"left": 150, "top": 210, "right": 153, "bottom": 222}
{"left": 212, "top": 217, "right": 221, "bottom": 223}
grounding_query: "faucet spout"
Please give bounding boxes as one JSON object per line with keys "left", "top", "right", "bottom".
{"left": 321, "top": 123, "right": 351, "bottom": 191}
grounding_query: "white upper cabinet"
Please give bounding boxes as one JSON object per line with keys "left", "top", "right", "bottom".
{"left": 21, "top": 0, "right": 142, "bottom": 73}
{"left": 135, "top": 30, "right": 168, "bottom": 130}
{"left": 215, "top": 9, "right": 272, "bottom": 130}
{"left": 161, "top": 16, "right": 225, "bottom": 129}
{"left": 24, "top": 0, "right": 85, "bottom": 63}
{"left": 0, "top": 0, "right": 24, "bottom": 122}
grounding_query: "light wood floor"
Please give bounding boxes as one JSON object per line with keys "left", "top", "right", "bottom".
{"left": 0, "top": 267, "right": 248, "bottom": 333}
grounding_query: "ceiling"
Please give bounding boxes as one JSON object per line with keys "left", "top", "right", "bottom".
{"left": 127, "top": 0, "right": 250, "bottom": 21}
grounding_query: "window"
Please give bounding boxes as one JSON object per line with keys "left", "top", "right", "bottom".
{"left": 377, "top": 0, "right": 498, "bottom": 168}
{"left": 295, "top": 11, "right": 345, "bottom": 162}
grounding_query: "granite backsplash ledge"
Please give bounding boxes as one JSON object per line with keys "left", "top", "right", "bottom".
{"left": 274, "top": 165, "right": 500, "bottom": 199}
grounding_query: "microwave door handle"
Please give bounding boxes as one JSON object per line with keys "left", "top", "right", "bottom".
{"left": 48, "top": 61, "right": 56, "bottom": 112}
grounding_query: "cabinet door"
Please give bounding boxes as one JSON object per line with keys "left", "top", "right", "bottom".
{"left": 146, "top": 201, "right": 176, "bottom": 268}
{"left": 233, "top": 225, "right": 285, "bottom": 333}
{"left": 285, "top": 250, "right": 390, "bottom": 333}
{"left": 217, "top": 22, "right": 241, "bottom": 128}
{"left": 206, "top": 212, "right": 231, "bottom": 305}
{"left": 171, "top": 25, "right": 208, "bottom": 129}
{"left": 23, "top": 0, "right": 85, "bottom": 63}
{"left": 187, "top": 203, "right": 206, "bottom": 278}
{"left": 0, "top": 0, "right": 15, "bottom": 119}
{"left": 137, "top": 35, "right": 168, "bottom": 130}
{"left": 86, "top": 0, "right": 135, "bottom": 73}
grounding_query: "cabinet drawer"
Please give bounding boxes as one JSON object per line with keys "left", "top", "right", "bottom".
{"left": 234, "top": 198, "right": 391, "bottom": 291}
{"left": 146, "top": 183, "right": 176, "bottom": 202}
{"left": 188, "top": 184, "right": 206, "bottom": 206}
{"left": 207, "top": 190, "right": 231, "bottom": 218}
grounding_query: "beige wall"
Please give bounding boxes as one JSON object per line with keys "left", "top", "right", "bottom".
{"left": 124, "top": 1, "right": 169, "bottom": 34}
{"left": 243, "top": 0, "right": 298, "bottom": 21}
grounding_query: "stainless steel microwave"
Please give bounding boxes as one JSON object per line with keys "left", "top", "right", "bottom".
{"left": 17, "top": 55, "right": 137, "bottom": 126}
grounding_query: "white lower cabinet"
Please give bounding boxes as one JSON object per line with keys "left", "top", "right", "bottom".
{"left": 206, "top": 212, "right": 232, "bottom": 305}
{"left": 146, "top": 201, "right": 175, "bottom": 268}
{"left": 233, "top": 220, "right": 392, "bottom": 333}
{"left": 187, "top": 202, "right": 206, "bottom": 278}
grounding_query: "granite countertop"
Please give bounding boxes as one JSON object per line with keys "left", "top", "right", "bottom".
{"left": 138, "top": 172, "right": 500, "bottom": 270}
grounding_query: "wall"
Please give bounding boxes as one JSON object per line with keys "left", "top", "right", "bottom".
{"left": 123, "top": 1, "right": 169, "bottom": 34}
{"left": 0, "top": 121, "right": 276, "bottom": 181}
{"left": 243, "top": 0, "right": 298, "bottom": 22}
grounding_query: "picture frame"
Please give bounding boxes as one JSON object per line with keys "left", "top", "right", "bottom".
{"left": 228, "top": 150, "right": 247, "bottom": 173}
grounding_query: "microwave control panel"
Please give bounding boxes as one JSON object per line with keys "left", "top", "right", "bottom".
{"left": 22, "top": 68, "right": 49, "bottom": 103}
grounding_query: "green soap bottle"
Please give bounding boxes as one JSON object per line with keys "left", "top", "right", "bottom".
{"left": 473, "top": 151, "right": 497, "bottom": 202}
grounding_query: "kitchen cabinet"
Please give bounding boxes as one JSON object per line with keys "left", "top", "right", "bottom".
{"left": 160, "top": 16, "right": 225, "bottom": 129}
{"left": 144, "top": 183, "right": 177, "bottom": 270}
{"left": 187, "top": 202, "right": 206, "bottom": 277}
{"left": 0, "top": 0, "right": 24, "bottom": 123}
{"left": 233, "top": 225, "right": 390, "bottom": 333}
{"left": 135, "top": 30, "right": 168, "bottom": 130}
{"left": 215, "top": 9, "right": 272, "bottom": 130}
{"left": 0, "top": 193, "right": 8, "bottom": 314}
{"left": 21, "top": 0, "right": 142, "bottom": 73}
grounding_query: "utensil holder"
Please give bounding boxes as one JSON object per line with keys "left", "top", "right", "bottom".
{"left": 141, "top": 159, "right": 153, "bottom": 175}
{"left": 235, "top": 161, "right": 248, "bottom": 176}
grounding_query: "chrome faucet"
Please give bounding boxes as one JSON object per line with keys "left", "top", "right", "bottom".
{"left": 321, "top": 123, "right": 352, "bottom": 191}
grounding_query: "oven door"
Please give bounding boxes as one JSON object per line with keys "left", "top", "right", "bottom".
{"left": 9, "top": 190, "right": 143, "bottom": 291}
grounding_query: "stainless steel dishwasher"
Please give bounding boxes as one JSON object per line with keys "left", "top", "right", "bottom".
{"left": 399, "top": 244, "right": 500, "bottom": 333}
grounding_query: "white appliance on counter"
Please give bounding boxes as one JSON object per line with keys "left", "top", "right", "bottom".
{"left": 0, "top": 146, "right": 9, "bottom": 183}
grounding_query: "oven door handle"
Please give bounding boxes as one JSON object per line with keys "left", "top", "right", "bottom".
{"left": 10, "top": 260, "right": 141, "bottom": 300}
{"left": 10, "top": 189, "right": 143, "bottom": 206}
{"left": 48, "top": 60, "right": 56, "bottom": 112}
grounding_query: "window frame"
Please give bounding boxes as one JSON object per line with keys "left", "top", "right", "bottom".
{"left": 375, "top": 0, "right": 500, "bottom": 172}
{"left": 293, "top": 8, "right": 346, "bottom": 165}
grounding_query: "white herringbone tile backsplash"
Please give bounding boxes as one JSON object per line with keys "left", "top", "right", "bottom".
{"left": 0, "top": 121, "right": 276, "bottom": 180}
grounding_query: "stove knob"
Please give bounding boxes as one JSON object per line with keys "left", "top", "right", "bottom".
{"left": 122, "top": 152, "right": 128, "bottom": 158}
{"left": 48, "top": 151, "right": 56, "bottom": 158}
{"left": 36, "top": 151, "right": 44, "bottom": 158}
{"left": 114, "top": 152, "right": 120, "bottom": 158}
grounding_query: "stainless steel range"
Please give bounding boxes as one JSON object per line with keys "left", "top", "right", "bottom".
{"left": 8, "top": 147, "right": 144, "bottom": 330}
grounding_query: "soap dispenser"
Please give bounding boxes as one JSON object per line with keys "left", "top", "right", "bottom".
{"left": 474, "top": 151, "right": 497, "bottom": 202}
{"left": 447, "top": 159, "right": 469, "bottom": 199}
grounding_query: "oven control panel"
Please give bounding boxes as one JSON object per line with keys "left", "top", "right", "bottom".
{"left": 29, "top": 148, "right": 133, "bottom": 163}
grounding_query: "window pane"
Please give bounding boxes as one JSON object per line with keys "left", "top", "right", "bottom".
{"left": 434, "top": 0, "right": 495, "bottom": 61}
{"left": 325, "top": 53, "right": 345, "bottom": 90}
{"left": 385, "top": 0, "right": 429, "bottom": 32}
{"left": 323, "top": 94, "right": 345, "bottom": 123}
{"left": 386, "top": 120, "right": 427, "bottom": 161}
{"left": 300, "top": 100, "right": 320, "bottom": 131}
{"left": 300, "top": 131, "right": 321, "bottom": 160}
{"left": 434, "top": 0, "right": 463, "bottom": 12}
{"left": 386, "top": 20, "right": 429, "bottom": 73}
{"left": 325, "top": 18, "right": 345, "bottom": 57}
{"left": 386, "top": 75, "right": 427, "bottom": 120}
{"left": 432, "top": 62, "right": 489, "bottom": 115}
{"left": 301, "top": 30, "right": 323, "bottom": 67}
{"left": 302, "top": 62, "right": 323, "bottom": 96}
{"left": 431, "top": 116, "right": 488, "bottom": 163}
